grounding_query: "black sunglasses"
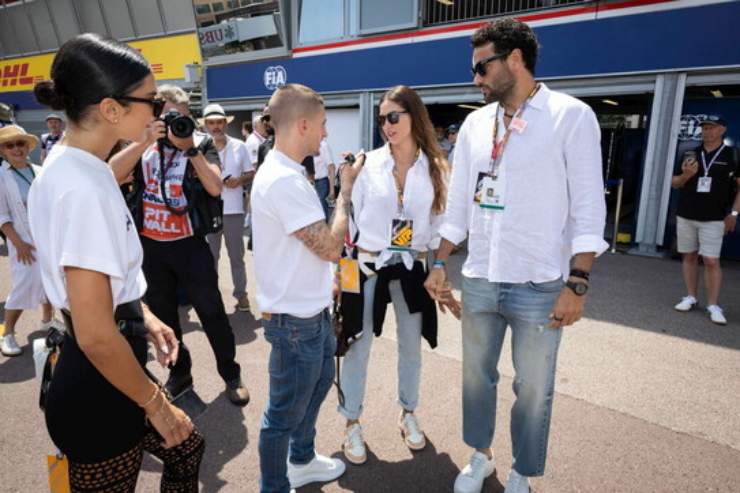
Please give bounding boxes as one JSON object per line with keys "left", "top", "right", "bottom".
{"left": 378, "top": 110, "right": 408, "bottom": 126}
{"left": 115, "top": 96, "right": 166, "bottom": 118}
{"left": 471, "top": 51, "right": 510, "bottom": 77}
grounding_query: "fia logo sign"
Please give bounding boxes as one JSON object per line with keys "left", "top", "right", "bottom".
{"left": 264, "top": 66, "right": 287, "bottom": 91}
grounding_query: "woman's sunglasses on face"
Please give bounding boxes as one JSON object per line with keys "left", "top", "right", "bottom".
{"left": 378, "top": 110, "right": 408, "bottom": 126}
{"left": 3, "top": 140, "right": 27, "bottom": 150}
{"left": 471, "top": 51, "right": 510, "bottom": 77}
{"left": 115, "top": 96, "right": 166, "bottom": 118}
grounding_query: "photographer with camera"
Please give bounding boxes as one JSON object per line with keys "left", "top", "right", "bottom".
{"left": 109, "top": 84, "right": 249, "bottom": 406}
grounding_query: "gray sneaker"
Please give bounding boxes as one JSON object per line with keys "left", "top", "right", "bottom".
{"left": 1, "top": 334, "right": 22, "bottom": 356}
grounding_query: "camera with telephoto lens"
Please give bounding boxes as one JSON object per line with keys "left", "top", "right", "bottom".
{"left": 161, "top": 109, "right": 196, "bottom": 139}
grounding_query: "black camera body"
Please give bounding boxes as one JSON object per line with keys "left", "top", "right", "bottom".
{"left": 161, "top": 109, "right": 196, "bottom": 139}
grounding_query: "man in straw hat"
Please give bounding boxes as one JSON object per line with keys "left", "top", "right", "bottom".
{"left": 0, "top": 125, "right": 63, "bottom": 356}
{"left": 199, "top": 103, "right": 255, "bottom": 313}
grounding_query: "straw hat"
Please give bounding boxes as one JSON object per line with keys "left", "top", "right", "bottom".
{"left": 197, "top": 103, "right": 234, "bottom": 126}
{"left": 0, "top": 125, "right": 39, "bottom": 151}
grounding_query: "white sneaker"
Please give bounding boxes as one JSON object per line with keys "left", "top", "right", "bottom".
{"left": 399, "top": 412, "right": 426, "bottom": 450}
{"left": 453, "top": 451, "right": 495, "bottom": 493}
{"left": 287, "top": 454, "right": 346, "bottom": 489}
{"left": 674, "top": 295, "right": 697, "bottom": 312}
{"left": 707, "top": 305, "right": 728, "bottom": 325}
{"left": 1, "top": 334, "right": 22, "bottom": 356}
{"left": 342, "top": 423, "right": 367, "bottom": 465}
{"left": 504, "top": 469, "right": 530, "bottom": 493}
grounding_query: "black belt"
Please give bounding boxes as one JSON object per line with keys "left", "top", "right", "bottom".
{"left": 61, "top": 300, "right": 148, "bottom": 340}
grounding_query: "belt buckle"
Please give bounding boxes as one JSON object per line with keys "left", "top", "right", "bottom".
{"left": 262, "top": 312, "right": 272, "bottom": 321}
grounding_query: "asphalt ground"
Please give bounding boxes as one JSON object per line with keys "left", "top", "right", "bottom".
{"left": 1, "top": 239, "right": 739, "bottom": 492}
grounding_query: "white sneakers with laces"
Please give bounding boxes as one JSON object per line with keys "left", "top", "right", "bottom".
{"left": 674, "top": 295, "right": 697, "bottom": 312}
{"left": 342, "top": 423, "right": 367, "bottom": 465}
{"left": 287, "top": 454, "right": 345, "bottom": 489}
{"left": 399, "top": 412, "right": 426, "bottom": 450}
{"left": 453, "top": 451, "right": 496, "bottom": 493}
{"left": 0, "top": 333, "right": 22, "bottom": 356}
{"left": 707, "top": 305, "right": 727, "bottom": 325}
{"left": 504, "top": 469, "right": 531, "bottom": 493}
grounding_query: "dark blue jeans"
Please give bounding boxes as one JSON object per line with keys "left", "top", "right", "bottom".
{"left": 258, "top": 309, "right": 336, "bottom": 493}
{"left": 314, "top": 177, "right": 331, "bottom": 220}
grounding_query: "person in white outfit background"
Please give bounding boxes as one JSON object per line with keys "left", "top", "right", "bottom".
{"left": 0, "top": 125, "right": 61, "bottom": 356}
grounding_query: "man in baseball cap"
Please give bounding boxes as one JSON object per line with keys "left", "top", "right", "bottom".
{"left": 672, "top": 113, "right": 739, "bottom": 324}
{"left": 40, "top": 113, "right": 64, "bottom": 163}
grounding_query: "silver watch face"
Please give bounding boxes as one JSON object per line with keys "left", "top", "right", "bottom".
{"left": 575, "top": 283, "right": 588, "bottom": 295}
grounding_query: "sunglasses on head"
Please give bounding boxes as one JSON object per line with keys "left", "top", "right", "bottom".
{"left": 115, "top": 96, "right": 166, "bottom": 118}
{"left": 377, "top": 110, "right": 408, "bottom": 126}
{"left": 471, "top": 51, "right": 510, "bottom": 77}
{"left": 3, "top": 140, "right": 26, "bottom": 149}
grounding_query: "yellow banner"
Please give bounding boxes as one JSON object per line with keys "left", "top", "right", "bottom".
{"left": 0, "top": 33, "right": 201, "bottom": 93}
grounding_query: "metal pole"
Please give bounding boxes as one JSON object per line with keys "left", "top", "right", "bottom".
{"left": 610, "top": 178, "right": 624, "bottom": 253}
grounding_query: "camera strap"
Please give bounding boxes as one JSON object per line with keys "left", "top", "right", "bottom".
{"left": 158, "top": 140, "right": 191, "bottom": 217}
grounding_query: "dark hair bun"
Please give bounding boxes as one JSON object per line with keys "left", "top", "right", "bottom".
{"left": 34, "top": 80, "right": 64, "bottom": 110}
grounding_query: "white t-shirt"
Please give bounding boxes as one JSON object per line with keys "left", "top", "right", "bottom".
{"left": 312, "top": 140, "right": 334, "bottom": 180}
{"left": 27, "top": 145, "right": 147, "bottom": 310}
{"left": 245, "top": 131, "right": 266, "bottom": 168}
{"left": 216, "top": 136, "right": 253, "bottom": 215}
{"left": 250, "top": 149, "right": 333, "bottom": 317}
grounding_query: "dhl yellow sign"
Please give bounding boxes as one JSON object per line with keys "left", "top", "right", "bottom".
{"left": 0, "top": 33, "right": 201, "bottom": 93}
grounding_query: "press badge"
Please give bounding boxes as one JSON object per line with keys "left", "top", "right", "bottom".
{"left": 474, "top": 172, "right": 504, "bottom": 210}
{"left": 697, "top": 176, "right": 712, "bottom": 193}
{"left": 339, "top": 258, "right": 361, "bottom": 294}
{"left": 390, "top": 219, "right": 414, "bottom": 250}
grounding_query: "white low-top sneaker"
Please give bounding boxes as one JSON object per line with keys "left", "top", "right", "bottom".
{"left": 1, "top": 334, "right": 22, "bottom": 356}
{"left": 674, "top": 295, "right": 697, "bottom": 312}
{"left": 504, "top": 469, "right": 530, "bottom": 493}
{"left": 41, "top": 318, "right": 65, "bottom": 332}
{"left": 453, "top": 451, "right": 495, "bottom": 493}
{"left": 288, "top": 454, "right": 345, "bottom": 489}
{"left": 707, "top": 305, "right": 727, "bottom": 325}
{"left": 342, "top": 423, "right": 367, "bottom": 465}
{"left": 399, "top": 412, "right": 426, "bottom": 450}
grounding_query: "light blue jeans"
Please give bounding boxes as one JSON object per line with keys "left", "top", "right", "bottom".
{"left": 338, "top": 276, "right": 423, "bottom": 420}
{"left": 461, "top": 275, "right": 563, "bottom": 477}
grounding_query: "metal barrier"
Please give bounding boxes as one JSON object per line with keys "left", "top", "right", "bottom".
{"left": 605, "top": 178, "right": 624, "bottom": 253}
{"left": 422, "top": 0, "right": 595, "bottom": 27}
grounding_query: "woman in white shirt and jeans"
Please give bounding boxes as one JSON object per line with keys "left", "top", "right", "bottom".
{"left": 338, "top": 85, "right": 456, "bottom": 465}
{"left": 29, "top": 34, "right": 203, "bottom": 492}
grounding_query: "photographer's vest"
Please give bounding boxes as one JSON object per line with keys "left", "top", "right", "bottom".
{"left": 139, "top": 143, "right": 193, "bottom": 241}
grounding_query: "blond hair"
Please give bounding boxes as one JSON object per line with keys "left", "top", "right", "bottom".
{"left": 267, "top": 84, "right": 324, "bottom": 131}
{"left": 157, "top": 84, "right": 189, "bottom": 106}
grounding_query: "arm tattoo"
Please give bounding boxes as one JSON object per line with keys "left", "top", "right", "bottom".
{"left": 294, "top": 220, "right": 343, "bottom": 262}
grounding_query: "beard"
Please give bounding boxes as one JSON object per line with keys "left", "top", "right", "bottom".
{"left": 479, "top": 68, "right": 516, "bottom": 105}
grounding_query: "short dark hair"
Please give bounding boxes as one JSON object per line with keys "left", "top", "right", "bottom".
{"left": 471, "top": 19, "right": 539, "bottom": 75}
{"left": 34, "top": 33, "right": 151, "bottom": 123}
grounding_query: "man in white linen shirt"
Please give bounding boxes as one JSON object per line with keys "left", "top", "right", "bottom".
{"left": 251, "top": 83, "right": 364, "bottom": 493}
{"left": 425, "top": 19, "right": 608, "bottom": 493}
{"left": 201, "top": 103, "right": 255, "bottom": 312}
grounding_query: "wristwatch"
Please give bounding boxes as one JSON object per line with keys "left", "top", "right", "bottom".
{"left": 566, "top": 280, "right": 588, "bottom": 296}
{"left": 185, "top": 146, "right": 199, "bottom": 157}
{"left": 731, "top": 210, "right": 739, "bottom": 217}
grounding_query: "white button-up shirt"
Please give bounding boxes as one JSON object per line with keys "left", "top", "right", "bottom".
{"left": 439, "top": 84, "right": 608, "bottom": 283}
{"left": 352, "top": 144, "right": 443, "bottom": 258}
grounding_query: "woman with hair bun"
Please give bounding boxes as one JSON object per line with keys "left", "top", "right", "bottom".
{"left": 28, "top": 33, "right": 204, "bottom": 492}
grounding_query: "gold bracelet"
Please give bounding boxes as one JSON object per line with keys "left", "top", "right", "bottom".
{"left": 139, "top": 385, "right": 159, "bottom": 408}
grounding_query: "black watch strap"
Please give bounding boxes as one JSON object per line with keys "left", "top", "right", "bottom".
{"left": 569, "top": 268, "right": 590, "bottom": 281}
{"left": 185, "top": 146, "right": 199, "bottom": 157}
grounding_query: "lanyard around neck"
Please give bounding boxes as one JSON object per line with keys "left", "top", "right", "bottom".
{"left": 10, "top": 164, "right": 35, "bottom": 186}
{"left": 700, "top": 144, "right": 725, "bottom": 176}
{"left": 490, "top": 83, "right": 541, "bottom": 172}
